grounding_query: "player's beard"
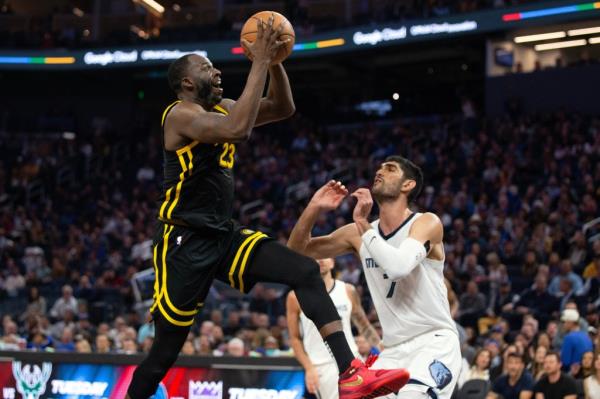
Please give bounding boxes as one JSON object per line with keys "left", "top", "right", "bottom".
{"left": 372, "top": 178, "right": 403, "bottom": 203}
{"left": 196, "top": 78, "right": 221, "bottom": 106}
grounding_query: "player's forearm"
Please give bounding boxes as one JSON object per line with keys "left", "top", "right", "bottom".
{"left": 266, "top": 64, "right": 295, "bottom": 117}
{"left": 228, "top": 60, "right": 270, "bottom": 138}
{"left": 288, "top": 203, "right": 320, "bottom": 254}
{"left": 361, "top": 227, "right": 427, "bottom": 280}
{"left": 361, "top": 324, "right": 381, "bottom": 348}
{"left": 289, "top": 337, "right": 314, "bottom": 370}
{"left": 352, "top": 311, "right": 381, "bottom": 349}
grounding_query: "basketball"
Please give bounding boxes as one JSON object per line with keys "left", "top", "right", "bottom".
{"left": 240, "top": 11, "right": 295, "bottom": 65}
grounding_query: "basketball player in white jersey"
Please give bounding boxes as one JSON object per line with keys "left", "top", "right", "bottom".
{"left": 288, "top": 156, "right": 461, "bottom": 399}
{"left": 287, "top": 258, "right": 382, "bottom": 399}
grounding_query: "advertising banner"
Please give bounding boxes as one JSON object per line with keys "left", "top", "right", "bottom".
{"left": 0, "top": 359, "right": 305, "bottom": 399}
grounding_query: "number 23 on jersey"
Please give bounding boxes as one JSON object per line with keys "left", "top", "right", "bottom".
{"left": 219, "top": 143, "right": 235, "bottom": 168}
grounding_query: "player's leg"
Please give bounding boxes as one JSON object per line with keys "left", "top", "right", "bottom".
{"left": 315, "top": 362, "right": 340, "bottom": 399}
{"left": 127, "top": 313, "right": 190, "bottom": 399}
{"left": 243, "top": 239, "right": 355, "bottom": 372}
{"left": 235, "top": 239, "right": 410, "bottom": 398}
{"left": 128, "top": 224, "right": 218, "bottom": 399}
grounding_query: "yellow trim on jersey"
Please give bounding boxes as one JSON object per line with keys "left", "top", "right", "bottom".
{"left": 159, "top": 188, "right": 172, "bottom": 219}
{"left": 150, "top": 242, "right": 160, "bottom": 313}
{"left": 213, "top": 104, "right": 229, "bottom": 115}
{"left": 157, "top": 300, "right": 195, "bottom": 327}
{"left": 165, "top": 152, "right": 188, "bottom": 218}
{"left": 175, "top": 140, "right": 200, "bottom": 156}
{"left": 238, "top": 233, "right": 266, "bottom": 293}
{"left": 228, "top": 232, "right": 262, "bottom": 289}
{"left": 161, "top": 100, "right": 181, "bottom": 127}
{"left": 158, "top": 225, "right": 198, "bottom": 318}
{"left": 150, "top": 224, "right": 169, "bottom": 313}
{"left": 150, "top": 225, "right": 197, "bottom": 326}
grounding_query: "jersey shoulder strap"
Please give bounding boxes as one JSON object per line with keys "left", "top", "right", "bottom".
{"left": 161, "top": 100, "right": 182, "bottom": 127}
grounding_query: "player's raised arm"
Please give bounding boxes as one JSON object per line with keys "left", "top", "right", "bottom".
{"left": 169, "top": 16, "right": 289, "bottom": 144}
{"left": 288, "top": 180, "right": 358, "bottom": 259}
{"left": 254, "top": 64, "right": 295, "bottom": 126}
{"left": 352, "top": 188, "right": 443, "bottom": 280}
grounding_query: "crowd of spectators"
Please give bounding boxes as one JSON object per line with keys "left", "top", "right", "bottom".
{"left": 1, "top": 0, "right": 544, "bottom": 49}
{"left": 0, "top": 106, "right": 599, "bottom": 397}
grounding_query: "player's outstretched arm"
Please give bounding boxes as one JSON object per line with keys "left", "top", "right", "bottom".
{"left": 347, "top": 284, "right": 381, "bottom": 349}
{"left": 352, "top": 188, "right": 443, "bottom": 280}
{"left": 286, "top": 291, "right": 320, "bottom": 394}
{"left": 172, "top": 16, "right": 289, "bottom": 144}
{"left": 288, "top": 180, "right": 358, "bottom": 258}
{"left": 254, "top": 64, "right": 295, "bottom": 126}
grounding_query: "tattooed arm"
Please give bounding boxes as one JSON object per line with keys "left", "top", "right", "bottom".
{"left": 347, "top": 284, "right": 381, "bottom": 349}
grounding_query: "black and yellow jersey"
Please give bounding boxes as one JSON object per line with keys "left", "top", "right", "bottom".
{"left": 157, "top": 100, "right": 236, "bottom": 232}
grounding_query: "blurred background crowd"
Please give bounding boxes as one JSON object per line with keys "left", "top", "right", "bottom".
{"left": 1, "top": 107, "right": 599, "bottom": 394}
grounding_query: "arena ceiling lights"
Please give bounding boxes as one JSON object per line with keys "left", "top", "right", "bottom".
{"left": 534, "top": 39, "right": 587, "bottom": 51}
{"left": 514, "top": 32, "right": 566, "bottom": 43}
{"left": 567, "top": 26, "right": 600, "bottom": 35}
{"left": 132, "top": 0, "right": 164, "bottom": 17}
{"left": 2, "top": 0, "right": 600, "bottom": 69}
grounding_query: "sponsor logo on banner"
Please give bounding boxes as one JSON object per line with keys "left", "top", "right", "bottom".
{"left": 353, "top": 20, "right": 478, "bottom": 46}
{"left": 228, "top": 388, "right": 299, "bottom": 399}
{"left": 189, "top": 381, "right": 223, "bottom": 399}
{"left": 11, "top": 362, "right": 52, "bottom": 399}
{"left": 50, "top": 380, "right": 109, "bottom": 396}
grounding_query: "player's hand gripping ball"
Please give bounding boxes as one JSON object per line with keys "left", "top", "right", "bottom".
{"left": 240, "top": 11, "right": 295, "bottom": 65}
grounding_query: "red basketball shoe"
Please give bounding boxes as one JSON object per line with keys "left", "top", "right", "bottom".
{"left": 338, "top": 355, "right": 410, "bottom": 399}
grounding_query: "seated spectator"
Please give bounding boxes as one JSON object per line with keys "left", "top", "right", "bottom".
{"left": 26, "top": 330, "right": 53, "bottom": 351}
{"left": 95, "top": 333, "right": 113, "bottom": 353}
{"left": 549, "top": 260, "right": 583, "bottom": 296}
{"left": 573, "top": 351, "right": 594, "bottom": 380}
{"left": 49, "top": 285, "right": 78, "bottom": 320}
{"left": 583, "top": 352, "right": 600, "bottom": 398}
{"left": 459, "top": 348, "right": 491, "bottom": 388}
{"left": 119, "top": 337, "right": 138, "bottom": 354}
{"left": 181, "top": 339, "right": 196, "bottom": 356}
{"left": 529, "top": 345, "right": 548, "bottom": 381}
{"left": 458, "top": 281, "right": 487, "bottom": 328}
{"left": 20, "top": 286, "right": 47, "bottom": 321}
{"left": 490, "top": 344, "right": 520, "bottom": 381}
{"left": 55, "top": 327, "right": 75, "bottom": 352}
{"left": 4, "top": 265, "right": 25, "bottom": 297}
{"left": 533, "top": 352, "right": 577, "bottom": 399}
{"left": 224, "top": 337, "right": 245, "bottom": 357}
{"left": 75, "top": 336, "right": 92, "bottom": 353}
{"left": 513, "top": 275, "right": 557, "bottom": 326}
{"left": 488, "top": 352, "right": 534, "bottom": 399}
{"left": 560, "top": 309, "right": 593, "bottom": 373}
{"left": 0, "top": 320, "right": 26, "bottom": 350}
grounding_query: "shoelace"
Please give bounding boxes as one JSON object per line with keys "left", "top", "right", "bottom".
{"left": 365, "top": 353, "right": 379, "bottom": 368}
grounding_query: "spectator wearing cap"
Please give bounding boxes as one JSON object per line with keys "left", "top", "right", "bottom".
{"left": 560, "top": 309, "right": 593, "bottom": 373}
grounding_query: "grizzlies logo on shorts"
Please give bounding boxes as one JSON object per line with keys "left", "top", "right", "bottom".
{"left": 429, "top": 360, "right": 452, "bottom": 390}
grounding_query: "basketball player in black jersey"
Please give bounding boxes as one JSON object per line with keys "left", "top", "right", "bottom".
{"left": 126, "top": 15, "right": 409, "bottom": 399}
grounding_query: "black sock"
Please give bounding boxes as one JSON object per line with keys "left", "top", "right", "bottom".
{"left": 324, "top": 331, "right": 355, "bottom": 374}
